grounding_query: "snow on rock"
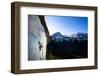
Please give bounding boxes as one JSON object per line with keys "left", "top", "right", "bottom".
{"left": 28, "top": 15, "right": 47, "bottom": 60}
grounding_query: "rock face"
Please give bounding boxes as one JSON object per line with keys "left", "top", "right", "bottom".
{"left": 28, "top": 15, "right": 49, "bottom": 60}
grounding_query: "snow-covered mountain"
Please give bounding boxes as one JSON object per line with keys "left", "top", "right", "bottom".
{"left": 51, "top": 32, "right": 88, "bottom": 42}
{"left": 51, "top": 32, "right": 65, "bottom": 42}
{"left": 71, "top": 32, "right": 88, "bottom": 40}
{"left": 51, "top": 32, "right": 71, "bottom": 42}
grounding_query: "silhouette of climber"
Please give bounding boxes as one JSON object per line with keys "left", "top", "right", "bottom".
{"left": 38, "top": 41, "right": 43, "bottom": 51}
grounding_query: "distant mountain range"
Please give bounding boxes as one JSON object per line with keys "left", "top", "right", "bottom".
{"left": 51, "top": 32, "right": 88, "bottom": 42}
{"left": 47, "top": 32, "right": 88, "bottom": 59}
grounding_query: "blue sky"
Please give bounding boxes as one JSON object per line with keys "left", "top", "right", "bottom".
{"left": 45, "top": 16, "right": 88, "bottom": 35}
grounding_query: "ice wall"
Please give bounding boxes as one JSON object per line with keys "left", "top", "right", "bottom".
{"left": 28, "top": 15, "right": 47, "bottom": 60}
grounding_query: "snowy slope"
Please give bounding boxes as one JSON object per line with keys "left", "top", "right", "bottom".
{"left": 51, "top": 32, "right": 87, "bottom": 42}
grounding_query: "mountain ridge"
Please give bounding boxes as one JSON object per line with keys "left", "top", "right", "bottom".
{"left": 51, "top": 32, "right": 88, "bottom": 42}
